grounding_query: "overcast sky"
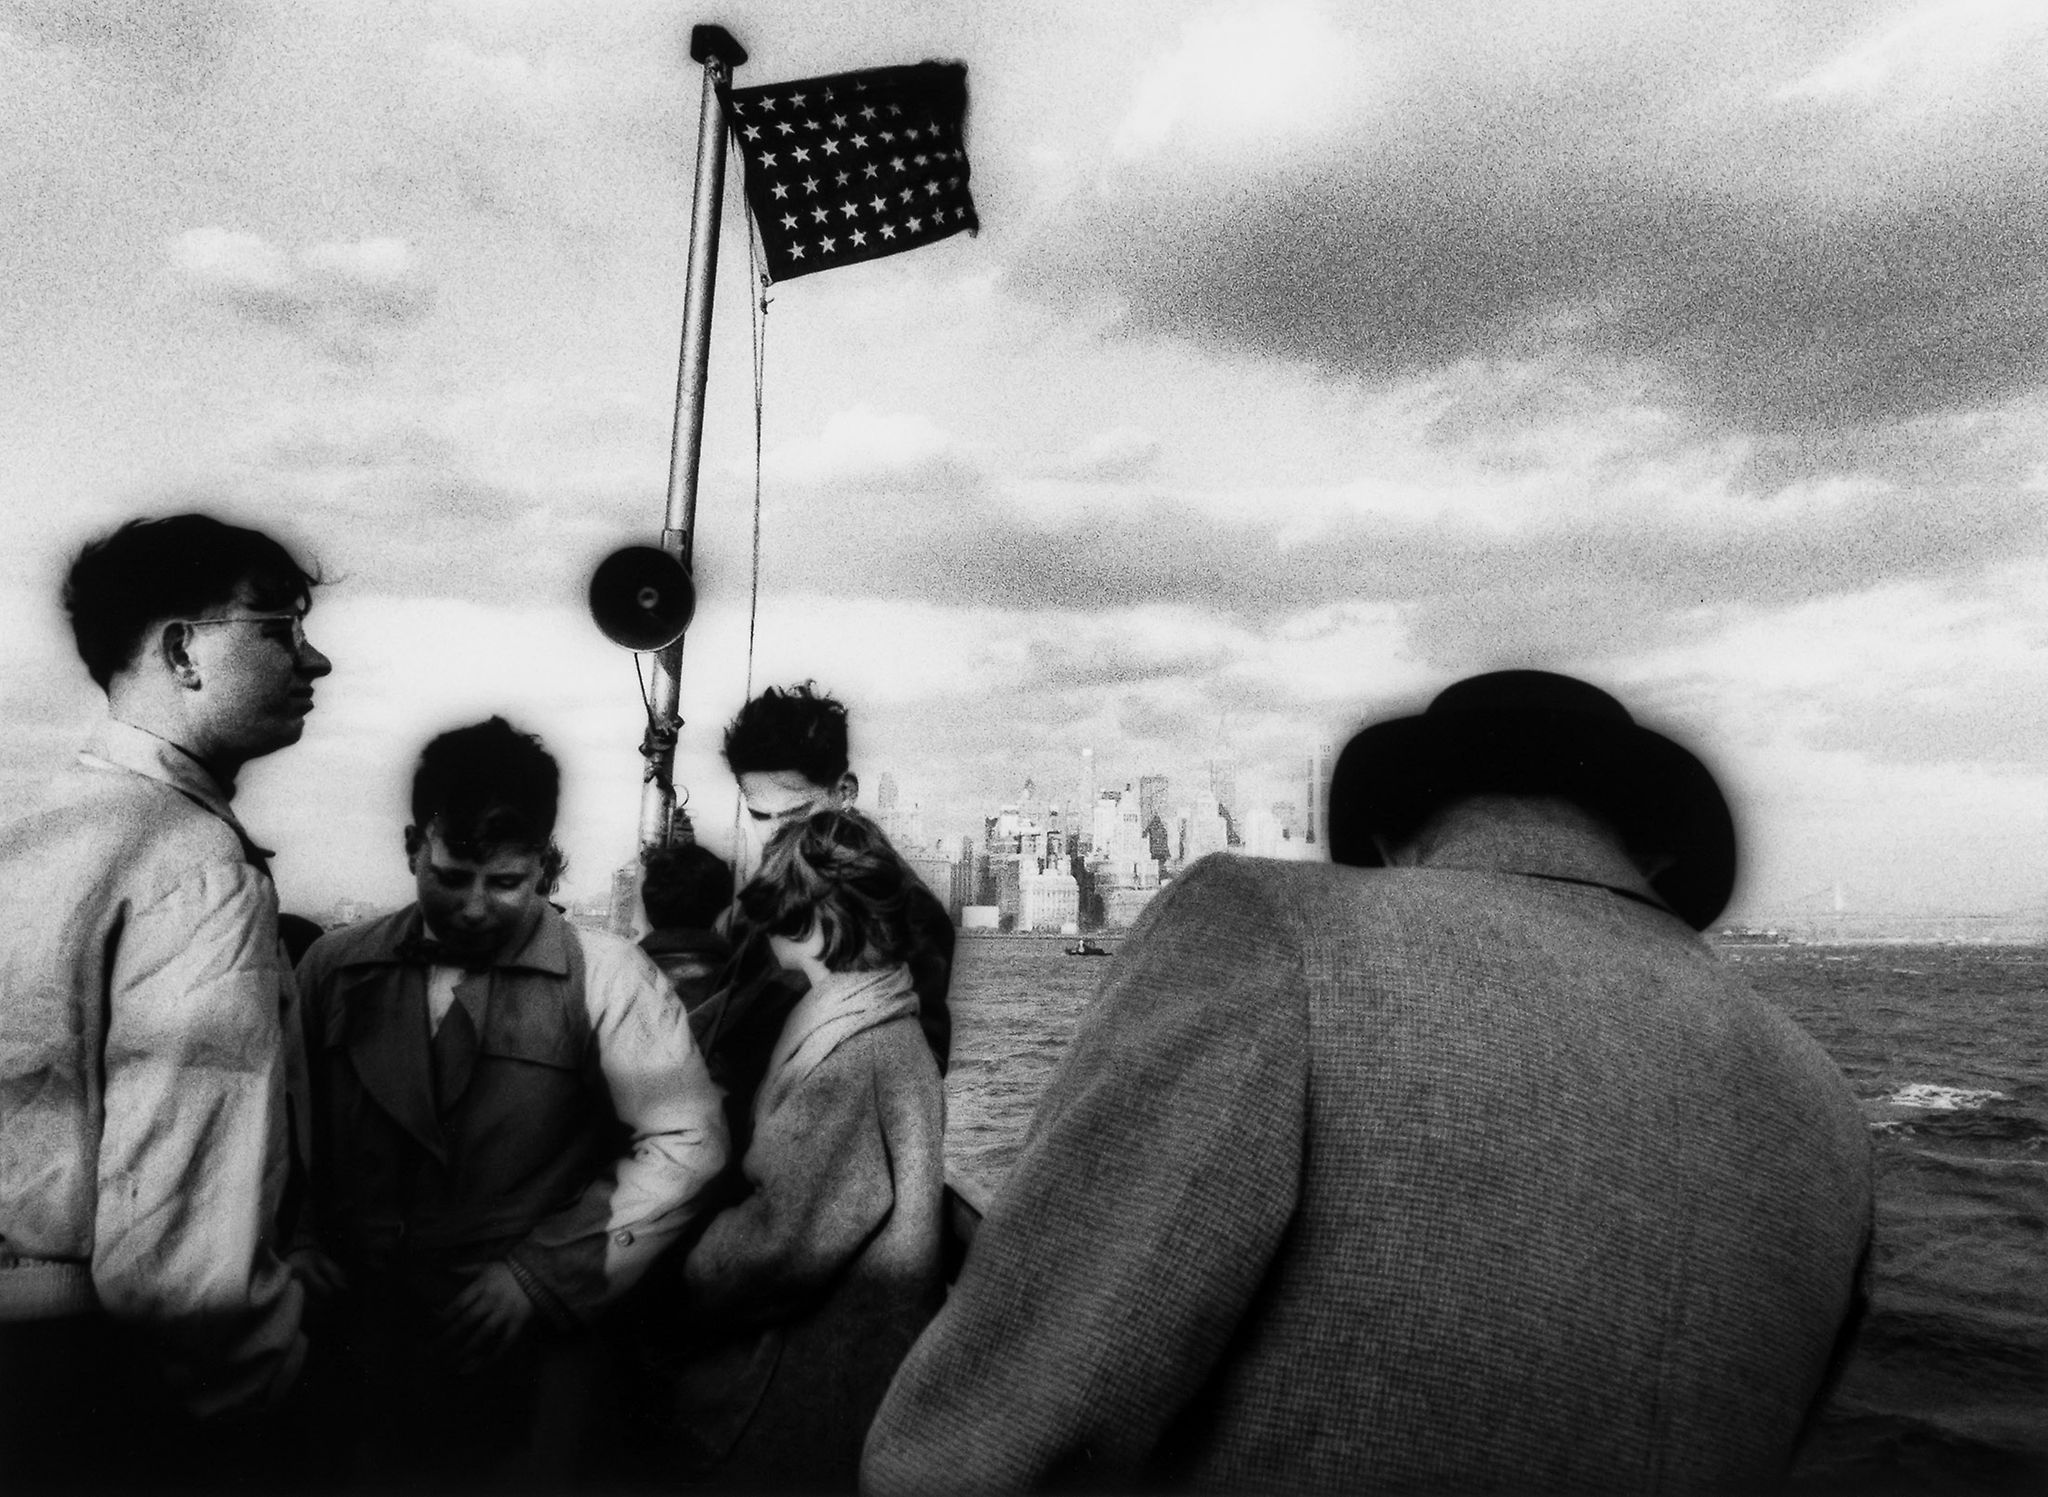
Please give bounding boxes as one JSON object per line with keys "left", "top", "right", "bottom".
{"left": 6, "top": 0, "right": 2048, "bottom": 922}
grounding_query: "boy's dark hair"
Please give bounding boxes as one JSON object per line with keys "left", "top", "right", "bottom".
{"left": 63, "top": 513, "right": 322, "bottom": 690}
{"left": 641, "top": 842, "right": 735, "bottom": 931}
{"left": 737, "top": 808, "right": 914, "bottom": 973}
{"left": 722, "top": 681, "right": 850, "bottom": 786}
{"left": 408, "top": 716, "right": 564, "bottom": 890}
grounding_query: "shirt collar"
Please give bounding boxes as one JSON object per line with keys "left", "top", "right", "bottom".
{"left": 82, "top": 717, "right": 271, "bottom": 861}
{"left": 384, "top": 899, "right": 573, "bottom": 977}
{"left": 1415, "top": 812, "right": 1673, "bottom": 915}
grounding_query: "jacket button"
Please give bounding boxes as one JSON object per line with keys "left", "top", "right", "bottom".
{"left": 612, "top": 1229, "right": 634, "bottom": 1247}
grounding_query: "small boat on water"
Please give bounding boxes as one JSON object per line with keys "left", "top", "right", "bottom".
{"left": 1064, "top": 938, "right": 1111, "bottom": 957}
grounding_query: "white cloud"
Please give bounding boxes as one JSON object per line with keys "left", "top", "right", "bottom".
{"left": 1779, "top": 0, "right": 2048, "bottom": 108}
{"left": 168, "top": 228, "right": 435, "bottom": 344}
{"left": 170, "top": 224, "right": 293, "bottom": 290}
{"left": 300, "top": 235, "right": 412, "bottom": 285}
{"left": 1113, "top": 2, "right": 1358, "bottom": 159}
{"left": 1055, "top": 425, "right": 1160, "bottom": 481}
{"left": 766, "top": 408, "right": 971, "bottom": 488}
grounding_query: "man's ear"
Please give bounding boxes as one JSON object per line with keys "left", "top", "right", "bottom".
{"left": 403, "top": 824, "right": 424, "bottom": 864}
{"left": 836, "top": 771, "right": 859, "bottom": 806}
{"left": 159, "top": 621, "right": 202, "bottom": 690}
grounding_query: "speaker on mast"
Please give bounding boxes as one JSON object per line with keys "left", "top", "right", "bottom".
{"left": 589, "top": 545, "right": 696, "bottom": 652}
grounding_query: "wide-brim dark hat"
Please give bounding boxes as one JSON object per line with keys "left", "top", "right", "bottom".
{"left": 1327, "top": 670, "right": 1737, "bottom": 930}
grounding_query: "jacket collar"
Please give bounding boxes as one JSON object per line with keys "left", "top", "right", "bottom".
{"left": 82, "top": 717, "right": 273, "bottom": 865}
{"left": 759, "top": 963, "right": 919, "bottom": 1116}
{"left": 1415, "top": 812, "right": 1675, "bottom": 917}
{"left": 335, "top": 899, "right": 573, "bottom": 977}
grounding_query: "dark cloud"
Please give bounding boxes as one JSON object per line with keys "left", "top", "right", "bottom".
{"left": 14, "top": 0, "right": 243, "bottom": 91}
{"left": 1005, "top": 14, "right": 2048, "bottom": 437}
{"left": 1019, "top": 634, "right": 1233, "bottom": 693}
{"left": 111, "top": 468, "right": 646, "bottom": 614}
{"left": 1024, "top": 179, "right": 2048, "bottom": 439}
{"left": 744, "top": 454, "right": 2048, "bottom": 672}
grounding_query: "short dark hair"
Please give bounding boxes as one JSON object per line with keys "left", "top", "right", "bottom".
{"left": 641, "top": 842, "right": 735, "bottom": 931}
{"left": 722, "top": 681, "right": 850, "bottom": 786}
{"left": 63, "top": 514, "right": 321, "bottom": 689}
{"left": 409, "top": 717, "right": 563, "bottom": 888}
{"left": 737, "top": 808, "right": 913, "bottom": 973}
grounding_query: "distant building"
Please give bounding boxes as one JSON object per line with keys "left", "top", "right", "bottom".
{"left": 1018, "top": 863, "right": 1080, "bottom": 932}
{"left": 877, "top": 802, "right": 925, "bottom": 850}
{"left": 1104, "top": 885, "right": 1160, "bottom": 929}
{"left": 1138, "top": 774, "right": 1170, "bottom": 834}
{"left": 1189, "top": 793, "right": 1231, "bottom": 862}
{"left": 1143, "top": 814, "right": 1171, "bottom": 864}
{"left": 876, "top": 771, "right": 900, "bottom": 811}
{"left": 903, "top": 851, "right": 960, "bottom": 922}
{"left": 1209, "top": 760, "right": 1237, "bottom": 823}
{"left": 1271, "top": 800, "right": 1300, "bottom": 840}
{"left": 993, "top": 856, "right": 1025, "bottom": 928}
{"left": 1304, "top": 741, "right": 1333, "bottom": 850}
{"left": 1240, "top": 806, "right": 1282, "bottom": 857}
{"left": 960, "top": 905, "right": 1000, "bottom": 931}
{"left": 327, "top": 897, "right": 377, "bottom": 929}
{"left": 608, "top": 862, "right": 641, "bottom": 938}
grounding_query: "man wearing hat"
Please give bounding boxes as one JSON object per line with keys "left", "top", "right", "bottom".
{"left": 865, "top": 671, "right": 1873, "bottom": 1495}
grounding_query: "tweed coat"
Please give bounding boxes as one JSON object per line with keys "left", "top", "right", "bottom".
{"left": 864, "top": 822, "right": 1874, "bottom": 1495}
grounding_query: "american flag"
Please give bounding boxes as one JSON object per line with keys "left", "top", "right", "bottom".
{"left": 725, "top": 61, "right": 978, "bottom": 283}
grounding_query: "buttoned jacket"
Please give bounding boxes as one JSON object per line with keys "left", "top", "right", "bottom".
{"left": 865, "top": 825, "right": 1874, "bottom": 1494}
{"left": 296, "top": 902, "right": 726, "bottom": 1325}
{"left": 0, "top": 719, "right": 306, "bottom": 1415}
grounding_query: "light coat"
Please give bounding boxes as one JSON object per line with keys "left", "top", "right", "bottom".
{"left": 865, "top": 825, "right": 1874, "bottom": 1494}
{"left": 670, "top": 969, "right": 946, "bottom": 1492}
{"left": 0, "top": 719, "right": 305, "bottom": 1415}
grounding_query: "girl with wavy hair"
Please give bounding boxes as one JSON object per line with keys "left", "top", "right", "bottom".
{"left": 661, "top": 808, "right": 947, "bottom": 1492}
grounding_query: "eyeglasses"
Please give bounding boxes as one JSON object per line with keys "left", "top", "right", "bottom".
{"left": 176, "top": 613, "right": 310, "bottom": 651}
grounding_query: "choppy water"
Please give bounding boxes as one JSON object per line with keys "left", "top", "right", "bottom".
{"left": 943, "top": 936, "right": 2048, "bottom": 1492}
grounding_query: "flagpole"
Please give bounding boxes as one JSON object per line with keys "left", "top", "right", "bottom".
{"left": 641, "top": 23, "right": 748, "bottom": 854}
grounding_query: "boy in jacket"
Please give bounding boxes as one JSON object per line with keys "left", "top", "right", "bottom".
{"left": 295, "top": 716, "right": 726, "bottom": 1488}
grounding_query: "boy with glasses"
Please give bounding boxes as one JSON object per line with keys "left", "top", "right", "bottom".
{"left": 0, "top": 513, "right": 331, "bottom": 1488}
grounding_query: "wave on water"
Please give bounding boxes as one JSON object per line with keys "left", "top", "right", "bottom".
{"left": 1880, "top": 1083, "right": 2009, "bottom": 1112}
{"left": 1867, "top": 1082, "right": 2047, "bottom": 1146}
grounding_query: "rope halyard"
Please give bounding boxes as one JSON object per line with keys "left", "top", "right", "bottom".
{"left": 736, "top": 128, "right": 772, "bottom": 859}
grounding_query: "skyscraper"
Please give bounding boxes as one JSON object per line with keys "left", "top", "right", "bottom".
{"left": 1208, "top": 760, "right": 1237, "bottom": 822}
{"left": 1304, "top": 741, "right": 1333, "bottom": 850}
{"left": 1138, "top": 774, "right": 1169, "bottom": 833}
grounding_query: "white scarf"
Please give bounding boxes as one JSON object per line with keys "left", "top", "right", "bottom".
{"left": 757, "top": 962, "right": 918, "bottom": 1119}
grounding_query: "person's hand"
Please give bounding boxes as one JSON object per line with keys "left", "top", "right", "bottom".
{"left": 285, "top": 1247, "right": 348, "bottom": 1299}
{"left": 431, "top": 1261, "right": 536, "bottom": 1373}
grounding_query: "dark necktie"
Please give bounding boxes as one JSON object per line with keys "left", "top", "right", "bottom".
{"left": 430, "top": 973, "right": 487, "bottom": 1112}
